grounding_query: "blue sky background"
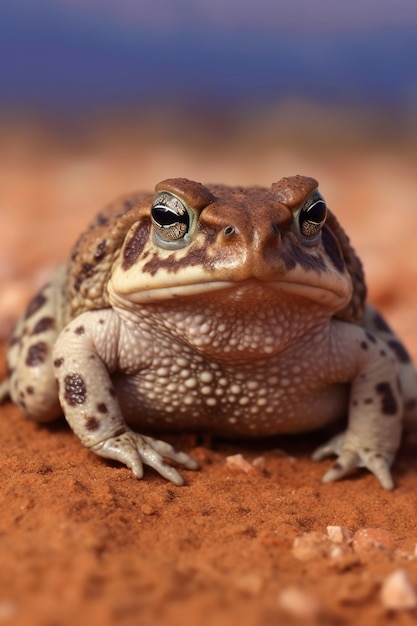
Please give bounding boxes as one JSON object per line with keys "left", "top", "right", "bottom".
{"left": 1, "top": 0, "right": 417, "bottom": 115}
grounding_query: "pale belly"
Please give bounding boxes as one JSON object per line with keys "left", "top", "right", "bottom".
{"left": 112, "top": 362, "right": 350, "bottom": 437}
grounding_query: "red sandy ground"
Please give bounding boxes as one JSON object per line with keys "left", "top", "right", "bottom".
{"left": 1, "top": 112, "right": 417, "bottom": 626}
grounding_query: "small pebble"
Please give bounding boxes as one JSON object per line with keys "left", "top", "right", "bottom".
{"left": 292, "top": 532, "right": 334, "bottom": 561}
{"left": 226, "top": 454, "right": 253, "bottom": 474}
{"left": 352, "top": 528, "right": 395, "bottom": 553}
{"left": 278, "top": 586, "right": 322, "bottom": 619}
{"left": 251, "top": 456, "right": 266, "bottom": 469}
{"left": 380, "top": 569, "right": 417, "bottom": 610}
{"left": 327, "top": 525, "right": 353, "bottom": 544}
{"left": 293, "top": 531, "right": 351, "bottom": 561}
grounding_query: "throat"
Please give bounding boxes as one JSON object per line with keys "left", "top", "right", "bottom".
{"left": 145, "top": 298, "right": 330, "bottom": 361}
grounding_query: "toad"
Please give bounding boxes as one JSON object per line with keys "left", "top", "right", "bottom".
{"left": 1, "top": 176, "right": 416, "bottom": 488}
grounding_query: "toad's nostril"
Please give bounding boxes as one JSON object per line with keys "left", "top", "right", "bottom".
{"left": 223, "top": 225, "right": 236, "bottom": 236}
{"left": 272, "top": 223, "right": 280, "bottom": 234}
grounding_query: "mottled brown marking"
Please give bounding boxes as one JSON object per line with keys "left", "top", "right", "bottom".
{"left": 365, "top": 332, "right": 377, "bottom": 344}
{"left": 74, "top": 326, "right": 85, "bottom": 335}
{"left": 85, "top": 416, "right": 100, "bottom": 431}
{"left": 142, "top": 245, "right": 211, "bottom": 276}
{"left": 64, "top": 374, "right": 87, "bottom": 406}
{"left": 97, "top": 403, "right": 108, "bottom": 414}
{"left": 25, "top": 292, "right": 47, "bottom": 319}
{"left": 54, "top": 358, "right": 64, "bottom": 368}
{"left": 25, "top": 342, "right": 48, "bottom": 366}
{"left": 32, "top": 316, "right": 55, "bottom": 334}
{"left": 321, "top": 227, "right": 345, "bottom": 273}
{"left": 388, "top": 339, "right": 411, "bottom": 364}
{"left": 364, "top": 398, "right": 373, "bottom": 404}
{"left": 282, "top": 243, "right": 327, "bottom": 272}
{"left": 96, "top": 212, "right": 109, "bottom": 226}
{"left": 94, "top": 239, "right": 107, "bottom": 261}
{"left": 360, "top": 341, "right": 368, "bottom": 350}
{"left": 375, "top": 382, "right": 398, "bottom": 415}
{"left": 26, "top": 386, "right": 34, "bottom": 395}
{"left": 74, "top": 262, "right": 97, "bottom": 292}
{"left": 122, "top": 221, "right": 150, "bottom": 270}
{"left": 108, "top": 387, "right": 116, "bottom": 397}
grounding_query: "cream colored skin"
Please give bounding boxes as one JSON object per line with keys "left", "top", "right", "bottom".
{"left": 1, "top": 175, "right": 416, "bottom": 489}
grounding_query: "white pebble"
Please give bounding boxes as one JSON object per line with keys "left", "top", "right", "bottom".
{"left": 327, "top": 525, "right": 353, "bottom": 544}
{"left": 380, "top": 569, "right": 417, "bottom": 610}
{"left": 278, "top": 586, "right": 322, "bottom": 619}
{"left": 226, "top": 454, "right": 253, "bottom": 474}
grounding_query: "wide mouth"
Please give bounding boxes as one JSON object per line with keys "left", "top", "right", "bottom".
{"left": 113, "top": 277, "right": 349, "bottom": 308}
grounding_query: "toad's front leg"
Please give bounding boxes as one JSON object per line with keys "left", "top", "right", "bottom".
{"left": 313, "top": 321, "right": 404, "bottom": 489}
{"left": 53, "top": 310, "right": 198, "bottom": 484}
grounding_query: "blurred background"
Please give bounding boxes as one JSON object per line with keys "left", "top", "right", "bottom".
{"left": 1, "top": 0, "right": 417, "bottom": 351}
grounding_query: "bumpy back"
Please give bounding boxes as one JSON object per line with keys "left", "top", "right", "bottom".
{"left": 64, "top": 192, "right": 152, "bottom": 322}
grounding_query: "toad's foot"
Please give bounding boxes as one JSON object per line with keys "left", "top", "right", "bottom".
{"left": 312, "top": 432, "right": 395, "bottom": 490}
{"left": 90, "top": 430, "right": 199, "bottom": 485}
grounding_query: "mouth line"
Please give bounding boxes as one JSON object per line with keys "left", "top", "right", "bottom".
{"left": 121, "top": 277, "right": 346, "bottom": 303}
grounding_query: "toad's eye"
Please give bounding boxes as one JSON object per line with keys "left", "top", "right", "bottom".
{"left": 297, "top": 193, "right": 327, "bottom": 239}
{"left": 151, "top": 192, "right": 193, "bottom": 248}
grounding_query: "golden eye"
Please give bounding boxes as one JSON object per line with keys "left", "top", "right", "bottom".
{"left": 298, "top": 194, "right": 327, "bottom": 238}
{"left": 151, "top": 192, "right": 193, "bottom": 247}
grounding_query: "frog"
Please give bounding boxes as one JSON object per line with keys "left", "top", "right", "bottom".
{"left": 1, "top": 175, "right": 416, "bottom": 489}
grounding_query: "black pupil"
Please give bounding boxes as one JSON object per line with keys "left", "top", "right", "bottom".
{"left": 304, "top": 199, "right": 326, "bottom": 224}
{"left": 152, "top": 205, "right": 189, "bottom": 228}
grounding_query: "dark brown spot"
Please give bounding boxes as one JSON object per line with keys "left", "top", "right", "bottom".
{"left": 281, "top": 244, "right": 327, "bottom": 272}
{"left": 54, "top": 357, "right": 64, "bottom": 368}
{"left": 365, "top": 332, "right": 377, "bottom": 344}
{"left": 94, "top": 240, "right": 107, "bottom": 261}
{"left": 73, "top": 262, "right": 97, "bottom": 292}
{"left": 74, "top": 326, "right": 85, "bottom": 335}
{"left": 99, "top": 319, "right": 105, "bottom": 324}
{"left": 97, "top": 403, "right": 108, "bottom": 414}
{"left": 95, "top": 212, "right": 109, "bottom": 227}
{"left": 64, "top": 374, "right": 87, "bottom": 406}
{"left": 373, "top": 312, "right": 392, "bottom": 333}
{"left": 322, "top": 227, "right": 345, "bottom": 272}
{"left": 360, "top": 341, "right": 368, "bottom": 350}
{"left": 25, "top": 342, "right": 48, "bottom": 366}
{"left": 32, "top": 316, "right": 55, "bottom": 334}
{"left": 364, "top": 398, "right": 373, "bottom": 404}
{"left": 26, "top": 386, "right": 34, "bottom": 395}
{"left": 122, "top": 221, "right": 150, "bottom": 270}
{"left": 405, "top": 399, "right": 417, "bottom": 412}
{"left": 25, "top": 292, "right": 47, "bottom": 319}
{"left": 375, "top": 382, "right": 398, "bottom": 415}
{"left": 388, "top": 340, "right": 411, "bottom": 364}
{"left": 85, "top": 416, "right": 100, "bottom": 431}
{"left": 108, "top": 387, "right": 116, "bottom": 397}
{"left": 142, "top": 245, "right": 212, "bottom": 277}
{"left": 380, "top": 350, "right": 386, "bottom": 357}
